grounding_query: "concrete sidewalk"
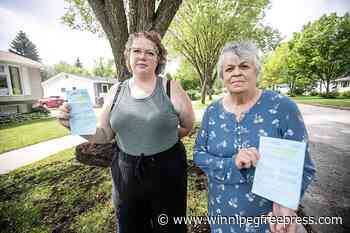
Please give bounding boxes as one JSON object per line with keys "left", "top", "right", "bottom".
{"left": 0, "top": 135, "right": 87, "bottom": 174}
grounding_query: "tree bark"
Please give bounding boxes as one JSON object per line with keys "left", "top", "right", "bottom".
{"left": 88, "top": 0, "right": 129, "bottom": 81}
{"left": 326, "top": 80, "right": 330, "bottom": 95}
{"left": 153, "top": 0, "right": 183, "bottom": 37}
{"left": 87, "top": 0, "right": 182, "bottom": 81}
{"left": 201, "top": 75, "right": 208, "bottom": 104}
{"left": 208, "top": 69, "right": 217, "bottom": 100}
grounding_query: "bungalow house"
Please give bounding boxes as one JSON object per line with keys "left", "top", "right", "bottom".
{"left": 42, "top": 72, "right": 117, "bottom": 106}
{"left": 0, "top": 50, "right": 43, "bottom": 113}
{"left": 275, "top": 83, "right": 289, "bottom": 95}
{"left": 333, "top": 76, "right": 350, "bottom": 93}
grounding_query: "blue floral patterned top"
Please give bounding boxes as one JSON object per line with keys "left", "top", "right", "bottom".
{"left": 194, "top": 90, "right": 316, "bottom": 233}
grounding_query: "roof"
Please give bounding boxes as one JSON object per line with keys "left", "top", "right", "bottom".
{"left": 335, "top": 76, "right": 350, "bottom": 82}
{"left": 42, "top": 72, "right": 118, "bottom": 86}
{"left": 0, "top": 50, "right": 43, "bottom": 68}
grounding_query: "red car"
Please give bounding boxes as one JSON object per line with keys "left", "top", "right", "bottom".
{"left": 38, "top": 96, "right": 65, "bottom": 108}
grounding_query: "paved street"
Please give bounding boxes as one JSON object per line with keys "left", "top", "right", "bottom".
{"left": 298, "top": 104, "right": 350, "bottom": 233}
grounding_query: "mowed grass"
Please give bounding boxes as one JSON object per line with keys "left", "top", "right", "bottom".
{"left": 0, "top": 124, "right": 208, "bottom": 233}
{"left": 192, "top": 94, "right": 223, "bottom": 110}
{"left": 292, "top": 96, "right": 350, "bottom": 108}
{"left": 0, "top": 118, "right": 69, "bottom": 154}
{"left": 0, "top": 148, "right": 116, "bottom": 233}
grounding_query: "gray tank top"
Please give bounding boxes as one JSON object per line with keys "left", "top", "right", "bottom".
{"left": 110, "top": 77, "right": 179, "bottom": 156}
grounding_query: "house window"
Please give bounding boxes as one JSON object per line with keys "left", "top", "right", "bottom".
{"left": 0, "top": 64, "right": 5, "bottom": 73}
{"left": 61, "top": 87, "right": 66, "bottom": 93}
{"left": 341, "top": 81, "right": 349, "bottom": 88}
{"left": 0, "top": 74, "right": 9, "bottom": 95}
{"left": 0, "top": 64, "right": 9, "bottom": 96}
{"left": 72, "top": 86, "right": 77, "bottom": 90}
{"left": 9, "top": 66, "right": 23, "bottom": 95}
{"left": 101, "top": 84, "right": 109, "bottom": 93}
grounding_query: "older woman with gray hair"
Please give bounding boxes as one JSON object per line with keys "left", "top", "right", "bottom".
{"left": 194, "top": 41, "right": 315, "bottom": 233}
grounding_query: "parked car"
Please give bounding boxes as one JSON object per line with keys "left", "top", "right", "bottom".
{"left": 38, "top": 96, "right": 65, "bottom": 108}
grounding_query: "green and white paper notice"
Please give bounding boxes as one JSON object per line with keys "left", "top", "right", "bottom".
{"left": 252, "top": 136, "right": 306, "bottom": 209}
{"left": 66, "top": 89, "right": 97, "bottom": 135}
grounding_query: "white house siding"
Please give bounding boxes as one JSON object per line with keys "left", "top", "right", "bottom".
{"left": 27, "top": 67, "right": 43, "bottom": 99}
{"left": 21, "top": 66, "right": 31, "bottom": 95}
{"left": 42, "top": 75, "right": 97, "bottom": 105}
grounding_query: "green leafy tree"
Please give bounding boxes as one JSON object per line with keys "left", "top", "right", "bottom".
{"left": 261, "top": 43, "right": 289, "bottom": 90}
{"left": 288, "top": 13, "right": 350, "bottom": 95}
{"left": 167, "top": 0, "right": 280, "bottom": 103}
{"left": 173, "top": 58, "right": 201, "bottom": 91}
{"left": 53, "top": 61, "right": 91, "bottom": 76}
{"left": 9, "top": 30, "right": 41, "bottom": 61}
{"left": 92, "top": 57, "right": 115, "bottom": 77}
{"left": 62, "top": 0, "right": 183, "bottom": 80}
{"left": 40, "top": 65, "right": 56, "bottom": 81}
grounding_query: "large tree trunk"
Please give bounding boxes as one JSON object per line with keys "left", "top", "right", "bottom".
{"left": 326, "top": 80, "right": 330, "bottom": 95}
{"left": 88, "top": 0, "right": 183, "bottom": 81}
{"left": 88, "top": 0, "right": 129, "bottom": 81}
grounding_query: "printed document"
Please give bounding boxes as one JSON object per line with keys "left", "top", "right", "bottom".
{"left": 66, "top": 89, "right": 96, "bottom": 135}
{"left": 252, "top": 136, "right": 306, "bottom": 209}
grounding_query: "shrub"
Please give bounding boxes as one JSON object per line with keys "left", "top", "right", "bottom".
{"left": 309, "top": 91, "right": 319, "bottom": 96}
{"left": 180, "top": 79, "right": 200, "bottom": 91}
{"left": 0, "top": 111, "right": 51, "bottom": 125}
{"left": 320, "top": 91, "right": 339, "bottom": 98}
{"left": 287, "top": 91, "right": 296, "bottom": 97}
{"left": 31, "top": 105, "right": 50, "bottom": 114}
{"left": 340, "top": 91, "right": 350, "bottom": 98}
{"left": 187, "top": 89, "right": 201, "bottom": 100}
{"left": 294, "top": 88, "right": 305, "bottom": 96}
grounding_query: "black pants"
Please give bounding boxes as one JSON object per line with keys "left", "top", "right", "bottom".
{"left": 111, "top": 141, "right": 187, "bottom": 233}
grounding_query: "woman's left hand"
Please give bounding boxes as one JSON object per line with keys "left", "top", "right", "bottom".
{"left": 269, "top": 202, "right": 297, "bottom": 233}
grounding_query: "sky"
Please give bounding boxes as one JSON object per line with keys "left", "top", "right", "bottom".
{"left": 0, "top": 0, "right": 349, "bottom": 70}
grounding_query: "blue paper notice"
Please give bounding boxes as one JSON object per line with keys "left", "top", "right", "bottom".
{"left": 66, "top": 89, "right": 96, "bottom": 135}
{"left": 251, "top": 136, "right": 306, "bottom": 209}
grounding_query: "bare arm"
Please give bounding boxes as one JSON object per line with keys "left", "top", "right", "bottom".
{"left": 57, "top": 82, "right": 120, "bottom": 144}
{"left": 169, "top": 80, "right": 195, "bottom": 138}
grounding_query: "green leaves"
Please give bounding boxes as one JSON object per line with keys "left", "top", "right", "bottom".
{"left": 167, "top": 0, "right": 280, "bottom": 103}
{"left": 289, "top": 13, "right": 350, "bottom": 94}
{"left": 261, "top": 12, "right": 350, "bottom": 95}
{"left": 61, "top": 0, "right": 103, "bottom": 36}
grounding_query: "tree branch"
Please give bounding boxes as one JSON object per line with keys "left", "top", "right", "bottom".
{"left": 153, "top": 0, "right": 183, "bottom": 37}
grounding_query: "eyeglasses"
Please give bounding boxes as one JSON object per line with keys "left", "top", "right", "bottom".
{"left": 130, "top": 47, "right": 158, "bottom": 58}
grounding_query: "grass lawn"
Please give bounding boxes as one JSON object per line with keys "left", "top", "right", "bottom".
{"left": 0, "top": 118, "right": 69, "bottom": 154}
{"left": 192, "top": 94, "right": 223, "bottom": 110}
{"left": 292, "top": 96, "right": 350, "bottom": 108}
{"left": 0, "top": 124, "right": 208, "bottom": 233}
